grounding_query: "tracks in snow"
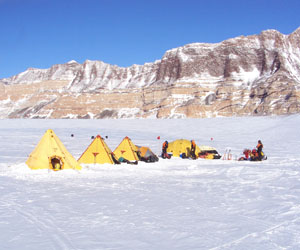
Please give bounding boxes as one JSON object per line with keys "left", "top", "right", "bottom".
{"left": 5, "top": 200, "right": 77, "bottom": 250}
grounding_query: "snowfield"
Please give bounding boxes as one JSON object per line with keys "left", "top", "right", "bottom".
{"left": 1, "top": 116, "right": 300, "bottom": 250}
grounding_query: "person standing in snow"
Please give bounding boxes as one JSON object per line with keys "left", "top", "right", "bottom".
{"left": 162, "top": 141, "right": 169, "bottom": 159}
{"left": 190, "top": 140, "right": 197, "bottom": 159}
{"left": 256, "top": 140, "right": 263, "bottom": 161}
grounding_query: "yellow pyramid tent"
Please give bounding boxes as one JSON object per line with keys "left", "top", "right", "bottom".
{"left": 78, "top": 135, "right": 114, "bottom": 164}
{"left": 167, "top": 139, "right": 201, "bottom": 157}
{"left": 113, "top": 136, "right": 139, "bottom": 161}
{"left": 26, "top": 129, "right": 81, "bottom": 171}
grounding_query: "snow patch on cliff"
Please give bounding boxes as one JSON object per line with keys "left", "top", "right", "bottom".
{"left": 231, "top": 67, "right": 260, "bottom": 84}
{"left": 117, "top": 108, "right": 141, "bottom": 118}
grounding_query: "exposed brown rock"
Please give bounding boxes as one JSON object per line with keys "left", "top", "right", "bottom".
{"left": 0, "top": 27, "right": 300, "bottom": 118}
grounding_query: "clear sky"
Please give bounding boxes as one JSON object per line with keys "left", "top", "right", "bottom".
{"left": 0, "top": 0, "right": 299, "bottom": 78}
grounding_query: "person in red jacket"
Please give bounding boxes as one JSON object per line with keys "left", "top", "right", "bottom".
{"left": 250, "top": 149, "right": 259, "bottom": 161}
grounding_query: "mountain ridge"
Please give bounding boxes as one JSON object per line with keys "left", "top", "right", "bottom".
{"left": 1, "top": 27, "right": 300, "bottom": 118}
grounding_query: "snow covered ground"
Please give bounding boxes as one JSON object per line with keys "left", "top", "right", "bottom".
{"left": 1, "top": 115, "right": 300, "bottom": 249}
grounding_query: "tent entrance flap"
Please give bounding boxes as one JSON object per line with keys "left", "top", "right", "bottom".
{"left": 26, "top": 129, "right": 81, "bottom": 170}
{"left": 49, "top": 156, "right": 64, "bottom": 171}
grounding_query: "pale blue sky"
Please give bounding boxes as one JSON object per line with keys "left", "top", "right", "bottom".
{"left": 0, "top": 0, "right": 299, "bottom": 78}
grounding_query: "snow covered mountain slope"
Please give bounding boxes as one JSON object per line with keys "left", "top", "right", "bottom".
{"left": 0, "top": 60, "right": 81, "bottom": 85}
{"left": 1, "top": 27, "right": 300, "bottom": 118}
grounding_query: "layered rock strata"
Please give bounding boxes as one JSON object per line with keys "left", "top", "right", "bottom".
{"left": 1, "top": 27, "right": 300, "bottom": 118}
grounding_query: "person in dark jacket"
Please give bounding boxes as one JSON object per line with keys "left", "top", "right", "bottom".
{"left": 190, "top": 140, "right": 197, "bottom": 159}
{"left": 256, "top": 140, "right": 263, "bottom": 161}
{"left": 162, "top": 141, "right": 169, "bottom": 159}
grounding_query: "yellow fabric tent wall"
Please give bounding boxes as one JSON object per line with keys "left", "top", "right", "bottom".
{"left": 167, "top": 139, "right": 200, "bottom": 157}
{"left": 26, "top": 129, "right": 81, "bottom": 170}
{"left": 78, "top": 135, "right": 114, "bottom": 164}
{"left": 113, "top": 136, "right": 139, "bottom": 161}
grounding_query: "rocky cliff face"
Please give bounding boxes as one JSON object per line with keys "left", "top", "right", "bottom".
{"left": 1, "top": 27, "right": 300, "bottom": 118}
